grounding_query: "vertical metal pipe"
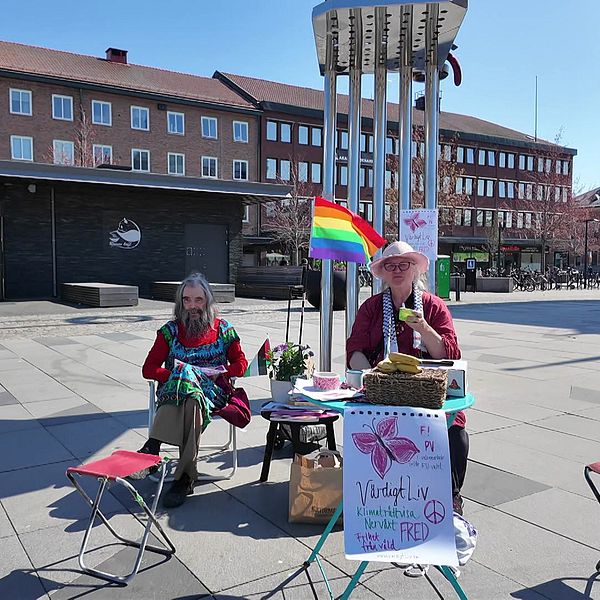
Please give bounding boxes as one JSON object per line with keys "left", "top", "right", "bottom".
{"left": 424, "top": 3, "right": 440, "bottom": 291}
{"left": 398, "top": 6, "right": 413, "bottom": 231}
{"left": 51, "top": 186, "right": 57, "bottom": 297}
{"left": 372, "top": 6, "right": 387, "bottom": 296}
{"left": 345, "top": 8, "right": 362, "bottom": 340}
{"left": 319, "top": 25, "right": 337, "bottom": 371}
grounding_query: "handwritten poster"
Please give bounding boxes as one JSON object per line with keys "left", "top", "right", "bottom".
{"left": 343, "top": 407, "right": 457, "bottom": 566}
{"left": 399, "top": 209, "right": 438, "bottom": 265}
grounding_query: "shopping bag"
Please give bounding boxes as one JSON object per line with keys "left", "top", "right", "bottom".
{"left": 288, "top": 449, "right": 343, "bottom": 524}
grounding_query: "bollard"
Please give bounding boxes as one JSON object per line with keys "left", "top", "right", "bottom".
{"left": 455, "top": 283, "right": 461, "bottom": 302}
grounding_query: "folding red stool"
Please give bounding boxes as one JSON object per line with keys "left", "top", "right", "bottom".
{"left": 66, "top": 449, "right": 176, "bottom": 585}
{"left": 584, "top": 462, "right": 600, "bottom": 572}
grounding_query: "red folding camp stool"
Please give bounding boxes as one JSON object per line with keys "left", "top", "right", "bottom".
{"left": 584, "top": 462, "right": 600, "bottom": 572}
{"left": 66, "top": 449, "right": 176, "bottom": 585}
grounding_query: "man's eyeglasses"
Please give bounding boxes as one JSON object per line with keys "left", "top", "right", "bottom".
{"left": 383, "top": 261, "right": 413, "bottom": 272}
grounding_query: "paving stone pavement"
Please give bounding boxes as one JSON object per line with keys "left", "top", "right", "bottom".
{"left": 0, "top": 289, "right": 599, "bottom": 599}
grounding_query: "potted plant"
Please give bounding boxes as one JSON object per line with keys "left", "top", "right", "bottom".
{"left": 266, "top": 342, "right": 315, "bottom": 402}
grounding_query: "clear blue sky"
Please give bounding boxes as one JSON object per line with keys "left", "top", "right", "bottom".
{"left": 2, "top": 0, "right": 598, "bottom": 191}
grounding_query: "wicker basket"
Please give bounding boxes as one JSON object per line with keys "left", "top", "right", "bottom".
{"left": 362, "top": 369, "right": 448, "bottom": 409}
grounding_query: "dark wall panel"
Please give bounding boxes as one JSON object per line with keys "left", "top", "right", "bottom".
{"left": 2, "top": 179, "right": 244, "bottom": 299}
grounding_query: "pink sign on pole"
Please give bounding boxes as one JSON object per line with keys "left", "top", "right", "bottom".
{"left": 400, "top": 209, "right": 438, "bottom": 265}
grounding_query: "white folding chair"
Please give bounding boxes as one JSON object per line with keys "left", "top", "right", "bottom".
{"left": 147, "top": 381, "right": 238, "bottom": 481}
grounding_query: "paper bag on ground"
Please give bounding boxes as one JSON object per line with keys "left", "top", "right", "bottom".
{"left": 288, "top": 449, "right": 343, "bottom": 524}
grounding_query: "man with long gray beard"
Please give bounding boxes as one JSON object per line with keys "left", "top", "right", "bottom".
{"left": 139, "top": 273, "right": 248, "bottom": 507}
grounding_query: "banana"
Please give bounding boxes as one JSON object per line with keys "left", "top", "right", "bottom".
{"left": 388, "top": 352, "right": 421, "bottom": 367}
{"left": 376, "top": 358, "right": 422, "bottom": 374}
{"left": 376, "top": 359, "right": 397, "bottom": 373}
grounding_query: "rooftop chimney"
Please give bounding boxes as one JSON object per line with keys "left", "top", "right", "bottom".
{"left": 105, "top": 48, "right": 128, "bottom": 64}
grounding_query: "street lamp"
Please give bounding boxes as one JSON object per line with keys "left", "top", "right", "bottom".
{"left": 497, "top": 222, "right": 505, "bottom": 275}
{"left": 584, "top": 218, "right": 599, "bottom": 289}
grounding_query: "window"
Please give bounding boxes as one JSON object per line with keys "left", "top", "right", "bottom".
{"left": 311, "top": 162, "right": 322, "bottom": 184}
{"left": 519, "top": 154, "right": 534, "bottom": 171}
{"left": 476, "top": 210, "right": 484, "bottom": 226}
{"left": 507, "top": 181, "right": 515, "bottom": 199}
{"left": 537, "top": 185, "right": 544, "bottom": 201}
{"left": 201, "top": 156, "right": 218, "bottom": 178}
{"left": 266, "top": 120, "right": 277, "bottom": 141}
{"left": 525, "top": 213, "right": 532, "bottom": 228}
{"left": 280, "top": 159, "right": 291, "bottom": 181}
{"left": 367, "top": 167, "right": 373, "bottom": 188}
{"left": 498, "top": 181, "right": 506, "bottom": 198}
{"left": 517, "top": 212, "right": 524, "bottom": 228}
{"left": 242, "top": 205, "right": 250, "bottom": 223}
{"left": 545, "top": 158, "right": 551, "bottom": 173}
{"left": 507, "top": 153, "right": 515, "bottom": 168}
{"left": 465, "top": 178, "right": 474, "bottom": 195}
{"left": 385, "top": 169, "right": 392, "bottom": 189}
{"left": 463, "top": 209, "right": 472, "bottom": 226}
{"left": 386, "top": 137, "right": 396, "bottom": 154}
{"left": 505, "top": 212, "right": 513, "bottom": 228}
{"left": 485, "top": 211, "right": 493, "bottom": 227}
{"left": 339, "top": 130, "right": 348, "bottom": 150}
{"left": 466, "top": 148, "right": 475, "bottom": 164}
{"left": 53, "top": 140, "right": 74, "bottom": 165}
{"left": 233, "top": 159, "right": 248, "bottom": 180}
{"left": 537, "top": 157, "right": 544, "bottom": 173}
{"left": 555, "top": 160, "right": 561, "bottom": 174}
{"left": 93, "top": 144, "right": 112, "bottom": 165}
{"left": 478, "top": 149, "right": 486, "bottom": 166}
{"left": 360, "top": 167, "right": 366, "bottom": 187}
{"left": 498, "top": 211, "right": 506, "bottom": 227}
{"left": 201, "top": 116, "right": 217, "bottom": 139}
{"left": 562, "top": 160, "right": 570, "bottom": 175}
{"left": 555, "top": 186, "right": 561, "bottom": 202}
{"left": 442, "top": 176, "right": 450, "bottom": 193}
{"left": 311, "top": 127, "right": 322, "bottom": 147}
{"left": 131, "top": 106, "right": 150, "bottom": 130}
{"left": 454, "top": 209, "right": 462, "bottom": 226}
{"left": 486, "top": 180, "right": 494, "bottom": 197}
{"left": 477, "top": 179, "right": 485, "bottom": 196}
{"left": 499, "top": 152, "right": 506, "bottom": 168}
{"left": 527, "top": 156, "right": 534, "bottom": 171}
{"left": 298, "top": 161, "right": 308, "bottom": 182}
{"left": 442, "top": 144, "right": 452, "bottom": 161}
{"left": 487, "top": 150, "right": 495, "bottom": 166}
{"left": 52, "top": 94, "right": 73, "bottom": 121}
{"left": 167, "top": 111, "right": 185, "bottom": 135}
{"left": 10, "top": 88, "right": 32, "bottom": 115}
{"left": 298, "top": 125, "right": 309, "bottom": 145}
{"left": 339, "top": 164, "right": 348, "bottom": 186}
{"left": 280, "top": 123, "right": 292, "bottom": 143}
{"left": 10, "top": 135, "right": 33, "bottom": 161}
{"left": 167, "top": 153, "right": 185, "bottom": 175}
{"left": 92, "top": 100, "right": 111, "bottom": 125}
{"left": 266, "top": 158, "right": 277, "bottom": 180}
{"left": 412, "top": 141, "right": 418, "bottom": 158}
{"left": 233, "top": 120, "right": 248, "bottom": 143}
{"left": 132, "top": 149, "right": 150, "bottom": 172}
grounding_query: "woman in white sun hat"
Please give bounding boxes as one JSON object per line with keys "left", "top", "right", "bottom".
{"left": 346, "top": 240, "right": 468, "bottom": 519}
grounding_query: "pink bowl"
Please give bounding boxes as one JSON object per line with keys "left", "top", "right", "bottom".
{"left": 313, "top": 372, "right": 341, "bottom": 391}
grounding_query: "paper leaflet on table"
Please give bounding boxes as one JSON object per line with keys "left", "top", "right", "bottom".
{"left": 292, "top": 377, "right": 364, "bottom": 401}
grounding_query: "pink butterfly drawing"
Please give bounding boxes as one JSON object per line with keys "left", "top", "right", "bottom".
{"left": 403, "top": 212, "right": 427, "bottom": 233}
{"left": 352, "top": 417, "right": 420, "bottom": 479}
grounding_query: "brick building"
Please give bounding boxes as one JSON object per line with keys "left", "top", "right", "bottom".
{"left": 0, "top": 41, "right": 288, "bottom": 299}
{"left": 0, "top": 40, "right": 580, "bottom": 296}
{"left": 215, "top": 72, "right": 577, "bottom": 271}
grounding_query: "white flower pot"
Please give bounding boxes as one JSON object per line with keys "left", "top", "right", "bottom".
{"left": 270, "top": 379, "right": 293, "bottom": 403}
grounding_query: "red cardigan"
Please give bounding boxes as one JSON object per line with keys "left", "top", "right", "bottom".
{"left": 347, "top": 291, "right": 465, "bottom": 427}
{"left": 142, "top": 319, "right": 248, "bottom": 383}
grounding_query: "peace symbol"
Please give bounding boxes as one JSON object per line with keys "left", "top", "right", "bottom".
{"left": 424, "top": 499, "right": 445, "bottom": 524}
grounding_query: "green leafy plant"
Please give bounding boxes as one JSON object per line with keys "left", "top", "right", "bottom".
{"left": 266, "top": 342, "right": 314, "bottom": 381}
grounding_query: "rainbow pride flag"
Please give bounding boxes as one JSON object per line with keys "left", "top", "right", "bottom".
{"left": 309, "top": 196, "right": 387, "bottom": 264}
